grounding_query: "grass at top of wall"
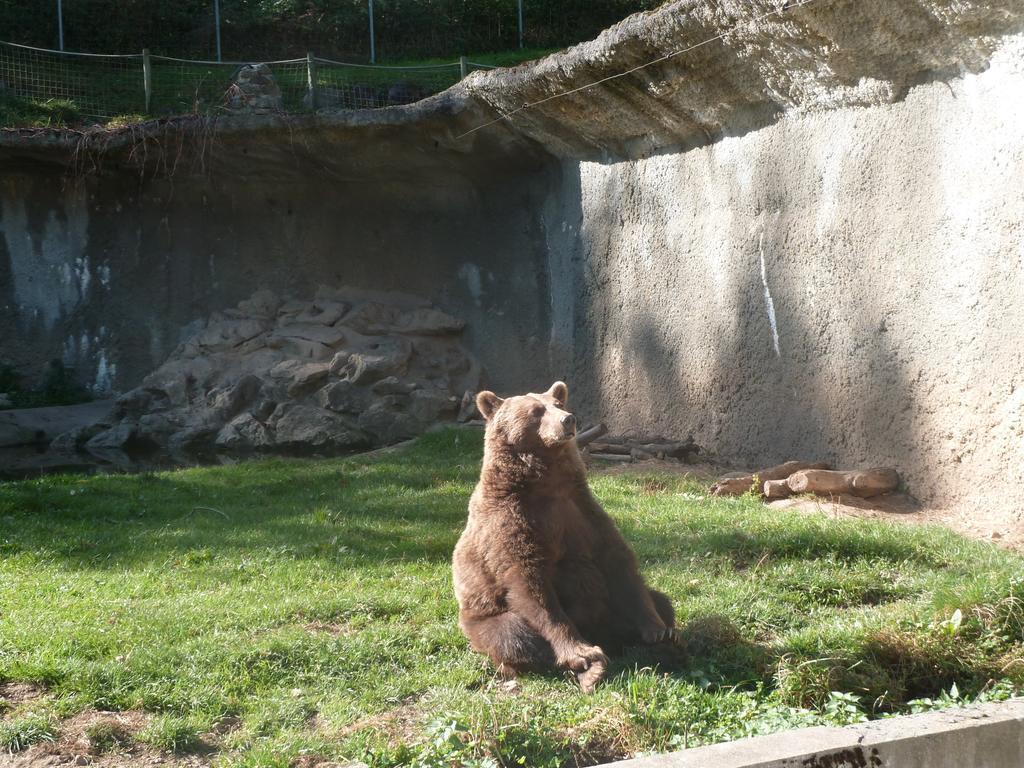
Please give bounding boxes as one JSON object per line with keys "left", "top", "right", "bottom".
{"left": 0, "top": 428, "right": 1022, "bottom": 767}
{"left": 0, "top": 93, "right": 80, "bottom": 129}
{"left": 0, "top": 48, "right": 556, "bottom": 131}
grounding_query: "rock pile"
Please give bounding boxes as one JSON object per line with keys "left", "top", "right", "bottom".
{"left": 226, "top": 64, "right": 284, "bottom": 113}
{"left": 62, "top": 287, "right": 480, "bottom": 459}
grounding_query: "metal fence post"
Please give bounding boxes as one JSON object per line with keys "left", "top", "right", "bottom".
{"left": 517, "top": 0, "right": 524, "bottom": 49}
{"left": 307, "top": 52, "right": 318, "bottom": 111}
{"left": 368, "top": 0, "right": 376, "bottom": 64}
{"left": 142, "top": 48, "right": 152, "bottom": 113}
{"left": 459, "top": 55, "right": 467, "bottom": 79}
{"left": 214, "top": 0, "right": 222, "bottom": 62}
{"left": 56, "top": 0, "right": 64, "bottom": 51}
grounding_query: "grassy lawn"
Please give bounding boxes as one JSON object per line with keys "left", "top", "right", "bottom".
{"left": 1, "top": 428, "right": 1022, "bottom": 766}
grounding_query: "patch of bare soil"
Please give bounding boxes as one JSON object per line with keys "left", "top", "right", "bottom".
{"left": 0, "top": 682, "right": 48, "bottom": 716}
{"left": 10, "top": 710, "right": 212, "bottom": 768}
{"left": 327, "top": 696, "right": 424, "bottom": 746}
{"left": 590, "top": 460, "right": 1024, "bottom": 552}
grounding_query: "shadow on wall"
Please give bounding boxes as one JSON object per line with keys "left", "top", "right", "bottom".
{"left": 555, "top": 54, "right": 1024, "bottom": 514}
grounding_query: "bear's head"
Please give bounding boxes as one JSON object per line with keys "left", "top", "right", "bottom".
{"left": 476, "top": 381, "right": 577, "bottom": 452}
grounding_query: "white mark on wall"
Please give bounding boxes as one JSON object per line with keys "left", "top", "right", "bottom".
{"left": 0, "top": 181, "right": 90, "bottom": 329}
{"left": 98, "top": 263, "right": 112, "bottom": 289}
{"left": 814, "top": 117, "right": 856, "bottom": 238}
{"left": 93, "top": 350, "right": 116, "bottom": 394}
{"left": 758, "top": 233, "right": 781, "bottom": 357}
{"left": 458, "top": 263, "right": 483, "bottom": 306}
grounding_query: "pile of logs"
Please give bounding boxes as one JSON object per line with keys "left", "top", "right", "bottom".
{"left": 575, "top": 423, "right": 699, "bottom": 463}
{"left": 711, "top": 461, "right": 900, "bottom": 500}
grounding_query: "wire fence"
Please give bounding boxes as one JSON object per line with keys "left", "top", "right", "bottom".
{"left": 0, "top": 40, "right": 498, "bottom": 121}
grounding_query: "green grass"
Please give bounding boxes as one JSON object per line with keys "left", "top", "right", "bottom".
{"left": 0, "top": 429, "right": 1021, "bottom": 766}
{"left": 0, "top": 92, "right": 79, "bottom": 129}
{"left": 0, "top": 48, "right": 554, "bottom": 129}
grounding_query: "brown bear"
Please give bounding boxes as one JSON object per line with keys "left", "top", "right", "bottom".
{"left": 452, "top": 381, "right": 675, "bottom": 693}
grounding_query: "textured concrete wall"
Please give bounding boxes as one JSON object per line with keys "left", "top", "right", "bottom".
{"left": 552, "top": 33, "right": 1024, "bottom": 516}
{"left": 0, "top": 129, "right": 556, "bottom": 395}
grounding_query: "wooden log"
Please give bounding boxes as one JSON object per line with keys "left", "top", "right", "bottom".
{"left": 636, "top": 441, "right": 696, "bottom": 459}
{"left": 588, "top": 441, "right": 631, "bottom": 455}
{"left": 763, "top": 479, "right": 794, "bottom": 500}
{"left": 590, "top": 452, "right": 632, "bottom": 462}
{"left": 575, "top": 422, "right": 608, "bottom": 449}
{"left": 786, "top": 468, "right": 900, "bottom": 498}
{"left": 710, "top": 461, "right": 830, "bottom": 497}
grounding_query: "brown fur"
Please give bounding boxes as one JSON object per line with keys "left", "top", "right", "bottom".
{"left": 452, "top": 381, "right": 675, "bottom": 693}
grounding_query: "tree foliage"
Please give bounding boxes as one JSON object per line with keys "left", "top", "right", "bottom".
{"left": 0, "top": 0, "right": 661, "bottom": 61}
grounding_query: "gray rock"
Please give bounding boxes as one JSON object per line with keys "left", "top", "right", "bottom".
{"left": 215, "top": 412, "right": 273, "bottom": 451}
{"left": 208, "top": 374, "right": 264, "bottom": 419}
{"left": 236, "top": 289, "right": 282, "bottom": 318}
{"left": 269, "top": 323, "right": 347, "bottom": 348}
{"left": 344, "top": 303, "right": 464, "bottom": 336}
{"left": 294, "top": 300, "right": 348, "bottom": 325}
{"left": 226, "top": 63, "right": 284, "bottom": 113}
{"left": 0, "top": 393, "right": 11, "bottom": 408}
{"left": 317, "top": 380, "right": 369, "bottom": 414}
{"left": 115, "top": 387, "right": 171, "bottom": 417}
{"left": 457, "top": 390, "right": 479, "bottom": 422}
{"left": 276, "top": 299, "right": 309, "bottom": 319}
{"left": 167, "top": 423, "right": 220, "bottom": 454}
{"left": 357, "top": 402, "right": 423, "bottom": 444}
{"left": 269, "top": 361, "right": 331, "bottom": 398}
{"left": 371, "top": 376, "right": 420, "bottom": 396}
{"left": 409, "top": 389, "right": 459, "bottom": 423}
{"left": 137, "top": 412, "right": 181, "bottom": 441}
{"left": 85, "top": 421, "right": 138, "bottom": 451}
{"left": 390, "top": 307, "right": 465, "bottom": 335}
{"left": 194, "top": 318, "right": 269, "bottom": 352}
{"left": 334, "top": 338, "right": 413, "bottom": 384}
{"left": 271, "top": 405, "right": 368, "bottom": 451}
{"left": 267, "top": 323, "right": 347, "bottom": 360}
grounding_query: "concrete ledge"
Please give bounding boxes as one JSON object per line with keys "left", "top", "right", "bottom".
{"left": 603, "top": 699, "right": 1024, "bottom": 768}
{"left": 0, "top": 400, "right": 113, "bottom": 448}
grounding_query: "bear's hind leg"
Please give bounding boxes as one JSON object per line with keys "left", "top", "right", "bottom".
{"left": 461, "top": 612, "right": 554, "bottom": 678}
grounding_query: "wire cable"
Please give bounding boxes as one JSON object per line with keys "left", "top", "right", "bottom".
{"left": 455, "top": 0, "right": 822, "bottom": 140}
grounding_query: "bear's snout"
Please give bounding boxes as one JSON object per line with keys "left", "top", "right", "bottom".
{"left": 561, "top": 413, "right": 577, "bottom": 434}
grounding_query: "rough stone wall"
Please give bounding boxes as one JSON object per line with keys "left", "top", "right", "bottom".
{"left": 0, "top": 128, "right": 556, "bottom": 395}
{"left": 550, "top": 33, "right": 1024, "bottom": 517}
{"left": 2, "top": 0, "right": 1023, "bottom": 526}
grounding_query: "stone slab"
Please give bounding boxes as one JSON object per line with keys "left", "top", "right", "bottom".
{"left": 604, "top": 699, "right": 1024, "bottom": 768}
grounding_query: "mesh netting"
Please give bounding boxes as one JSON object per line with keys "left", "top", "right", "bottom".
{"left": 0, "top": 41, "right": 488, "bottom": 122}
{"left": 0, "top": 41, "right": 144, "bottom": 119}
{"left": 314, "top": 59, "right": 461, "bottom": 109}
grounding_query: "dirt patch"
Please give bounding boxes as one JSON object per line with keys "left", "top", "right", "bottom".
{"left": 10, "top": 710, "right": 212, "bottom": 768}
{"left": 0, "top": 682, "right": 48, "bottom": 715}
{"left": 330, "top": 697, "right": 423, "bottom": 746}
{"left": 768, "top": 493, "right": 1024, "bottom": 553}
{"left": 590, "top": 459, "right": 1024, "bottom": 553}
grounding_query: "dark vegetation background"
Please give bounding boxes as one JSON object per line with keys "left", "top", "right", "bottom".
{"left": 0, "top": 0, "right": 660, "bottom": 61}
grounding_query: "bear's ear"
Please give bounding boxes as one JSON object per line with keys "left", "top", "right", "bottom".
{"left": 546, "top": 381, "right": 568, "bottom": 405}
{"left": 476, "top": 391, "right": 504, "bottom": 420}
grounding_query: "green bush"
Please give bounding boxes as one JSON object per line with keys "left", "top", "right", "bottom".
{"left": 0, "top": 0, "right": 661, "bottom": 61}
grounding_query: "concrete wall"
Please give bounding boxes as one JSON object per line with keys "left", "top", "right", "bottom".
{"left": 551, "top": 33, "right": 1024, "bottom": 516}
{"left": 2, "top": 0, "right": 1022, "bottom": 525}
{"left": 0, "top": 128, "right": 556, "bottom": 395}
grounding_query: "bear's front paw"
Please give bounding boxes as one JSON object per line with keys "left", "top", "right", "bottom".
{"left": 558, "top": 644, "right": 609, "bottom": 693}
{"left": 558, "top": 643, "right": 608, "bottom": 672}
{"left": 641, "top": 624, "right": 679, "bottom": 645}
